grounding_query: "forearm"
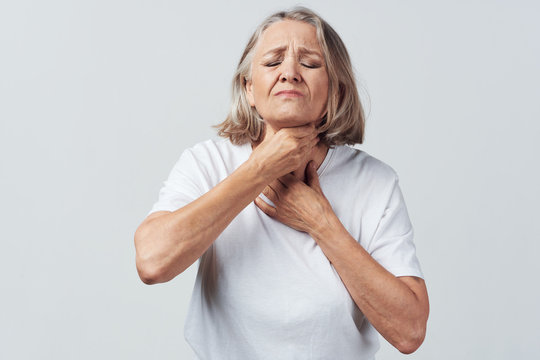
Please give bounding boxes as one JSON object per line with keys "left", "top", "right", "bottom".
{"left": 136, "top": 159, "right": 269, "bottom": 283}
{"left": 310, "top": 215, "right": 428, "bottom": 353}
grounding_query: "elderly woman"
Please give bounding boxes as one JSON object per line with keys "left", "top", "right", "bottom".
{"left": 135, "top": 7, "right": 429, "bottom": 360}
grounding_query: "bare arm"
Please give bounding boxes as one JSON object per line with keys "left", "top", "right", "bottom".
{"left": 312, "top": 223, "right": 429, "bottom": 354}
{"left": 255, "top": 164, "right": 429, "bottom": 354}
{"left": 134, "top": 126, "right": 319, "bottom": 284}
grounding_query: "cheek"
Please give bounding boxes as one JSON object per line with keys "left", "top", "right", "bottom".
{"left": 316, "top": 78, "right": 329, "bottom": 105}
{"left": 312, "top": 72, "right": 329, "bottom": 97}
{"left": 252, "top": 72, "right": 274, "bottom": 96}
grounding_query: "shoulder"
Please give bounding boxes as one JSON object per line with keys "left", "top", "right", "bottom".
{"left": 187, "top": 137, "right": 232, "bottom": 155}
{"left": 330, "top": 145, "right": 399, "bottom": 185}
{"left": 178, "top": 138, "right": 249, "bottom": 183}
{"left": 183, "top": 137, "right": 246, "bottom": 162}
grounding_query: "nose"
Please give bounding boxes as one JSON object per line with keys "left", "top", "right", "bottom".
{"left": 279, "top": 57, "right": 302, "bottom": 83}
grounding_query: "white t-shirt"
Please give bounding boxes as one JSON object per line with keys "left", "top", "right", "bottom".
{"left": 148, "top": 138, "right": 423, "bottom": 360}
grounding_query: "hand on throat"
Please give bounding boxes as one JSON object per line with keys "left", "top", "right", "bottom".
{"left": 254, "top": 123, "right": 329, "bottom": 183}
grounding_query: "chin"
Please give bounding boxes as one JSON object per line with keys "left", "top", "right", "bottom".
{"left": 264, "top": 117, "right": 318, "bottom": 130}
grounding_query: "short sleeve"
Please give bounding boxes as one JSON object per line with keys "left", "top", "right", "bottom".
{"left": 368, "top": 176, "right": 424, "bottom": 279}
{"left": 147, "top": 149, "right": 205, "bottom": 216}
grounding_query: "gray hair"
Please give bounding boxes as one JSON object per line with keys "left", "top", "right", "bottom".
{"left": 214, "top": 6, "right": 365, "bottom": 146}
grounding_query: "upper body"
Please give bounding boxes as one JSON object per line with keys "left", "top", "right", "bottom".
{"left": 147, "top": 137, "right": 423, "bottom": 359}
{"left": 134, "top": 6, "right": 429, "bottom": 358}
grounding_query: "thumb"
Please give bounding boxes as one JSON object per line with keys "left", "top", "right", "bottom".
{"left": 306, "top": 161, "right": 322, "bottom": 193}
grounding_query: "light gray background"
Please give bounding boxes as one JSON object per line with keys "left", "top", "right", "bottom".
{"left": 1, "top": 0, "right": 539, "bottom": 359}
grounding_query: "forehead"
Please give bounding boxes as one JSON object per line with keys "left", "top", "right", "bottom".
{"left": 256, "top": 20, "right": 321, "bottom": 54}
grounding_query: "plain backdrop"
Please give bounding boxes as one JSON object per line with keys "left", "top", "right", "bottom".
{"left": 1, "top": 1, "right": 539, "bottom": 359}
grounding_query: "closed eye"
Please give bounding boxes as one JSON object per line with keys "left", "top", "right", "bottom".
{"left": 264, "top": 61, "right": 321, "bottom": 68}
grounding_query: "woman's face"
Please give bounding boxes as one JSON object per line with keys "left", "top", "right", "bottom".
{"left": 246, "top": 20, "right": 329, "bottom": 130}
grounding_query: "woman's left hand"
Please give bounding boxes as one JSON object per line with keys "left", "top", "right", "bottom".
{"left": 254, "top": 160, "right": 334, "bottom": 235}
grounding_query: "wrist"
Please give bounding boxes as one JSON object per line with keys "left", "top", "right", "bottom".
{"left": 309, "top": 205, "right": 343, "bottom": 241}
{"left": 246, "top": 154, "right": 277, "bottom": 184}
{"left": 243, "top": 156, "right": 273, "bottom": 187}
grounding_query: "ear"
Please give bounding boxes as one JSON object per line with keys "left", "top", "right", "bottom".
{"left": 245, "top": 78, "right": 255, "bottom": 107}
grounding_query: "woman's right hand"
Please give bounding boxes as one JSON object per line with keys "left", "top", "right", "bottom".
{"left": 135, "top": 124, "right": 318, "bottom": 284}
{"left": 248, "top": 124, "right": 320, "bottom": 181}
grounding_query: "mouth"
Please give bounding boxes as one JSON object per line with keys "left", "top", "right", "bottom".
{"left": 275, "top": 90, "right": 304, "bottom": 97}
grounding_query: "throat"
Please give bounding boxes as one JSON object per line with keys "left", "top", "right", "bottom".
{"left": 251, "top": 124, "right": 329, "bottom": 183}
{"left": 292, "top": 143, "right": 329, "bottom": 182}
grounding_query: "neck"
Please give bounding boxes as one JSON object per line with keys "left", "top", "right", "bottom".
{"left": 252, "top": 124, "right": 329, "bottom": 183}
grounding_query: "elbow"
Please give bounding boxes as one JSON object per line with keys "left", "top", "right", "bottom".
{"left": 134, "top": 225, "right": 167, "bottom": 285}
{"left": 136, "top": 257, "right": 163, "bottom": 285}
{"left": 397, "top": 341, "right": 421, "bottom": 355}
{"left": 395, "top": 324, "right": 426, "bottom": 354}
{"left": 134, "top": 216, "right": 191, "bottom": 285}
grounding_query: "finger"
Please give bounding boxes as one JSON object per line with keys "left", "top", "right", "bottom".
{"left": 301, "top": 131, "right": 318, "bottom": 144}
{"left": 262, "top": 185, "right": 279, "bottom": 203}
{"left": 309, "top": 135, "right": 320, "bottom": 148}
{"left": 296, "top": 133, "right": 318, "bottom": 153}
{"left": 282, "top": 124, "right": 317, "bottom": 138}
{"left": 269, "top": 178, "right": 287, "bottom": 193}
{"left": 306, "top": 160, "right": 322, "bottom": 193}
{"left": 299, "top": 136, "right": 319, "bottom": 156}
{"left": 278, "top": 173, "right": 300, "bottom": 188}
{"left": 254, "top": 196, "right": 278, "bottom": 218}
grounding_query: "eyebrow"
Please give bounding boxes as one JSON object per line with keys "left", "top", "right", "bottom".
{"left": 262, "top": 45, "right": 323, "bottom": 58}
